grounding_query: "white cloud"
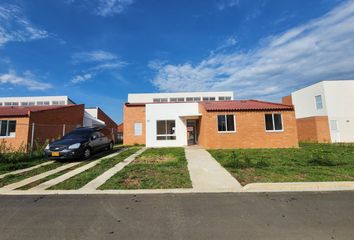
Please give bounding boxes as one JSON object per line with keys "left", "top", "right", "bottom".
{"left": 68, "top": 0, "right": 134, "bottom": 17}
{"left": 0, "top": 70, "right": 52, "bottom": 90}
{"left": 217, "top": 0, "right": 239, "bottom": 11}
{"left": 0, "top": 4, "right": 48, "bottom": 47}
{"left": 70, "top": 50, "right": 126, "bottom": 84}
{"left": 71, "top": 73, "right": 93, "bottom": 84}
{"left": 96, "top": 0, "right": 134, "bottom": 17}
{"left": 72, "top": 50, "right": 118, "bottom": 63}
{"left": 151, "top": 0, "right": 354, "bottom": 100}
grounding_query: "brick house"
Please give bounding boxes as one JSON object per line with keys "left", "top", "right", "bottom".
{"left": 123, "top": 92, "right": 298, "bottom": 149}
{"left": 0, "top": 105, "right": 84, "bottom": 151}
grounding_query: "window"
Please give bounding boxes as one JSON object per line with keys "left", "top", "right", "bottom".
{"left": 169, "top": 98, "right": 177, "bottom": 102}
{"left": 4, "top": 102, "right": 18, "bottom": 106}
{"left": 156, "top": 120, "right": 176, "bottom": 140}
{"left": 0, "top": 102, "right": 2, "bottom": 106}
{"left": 134, "top": 123, "right": 142, "bottom": 136}
{"left": 265, "top": 114, "right": 283, "bottom": 131}
{"left": 217, "top": 115, "right": 235, "bottom": 132}
{"left": 153, "top": 98, "right": 168, "bottom": 103}
{"left": 177, "top": 97, "right": 184, "bottom": 102}
{"left": 37, "top": 101, "right": 50, "bottom": 106}
{"left": 202, "top": 97, "right": 216, "bottom": 101}
{"left": 186, "top": 97, "right": 201, "bottom": 102}
{"left": 21, "top": 102, "right": 28, "bottom": 106}
{"left": 0, "top": 120, "right": 16, "bottom": 137}
{"left": 218, "top": 96, "right": 232, "bottom": 101}
{"left": 315, "top": 95, "right": 323, "bottom": 110}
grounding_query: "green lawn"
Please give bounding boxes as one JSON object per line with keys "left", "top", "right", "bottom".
{"left": 49, "top": 147, "right": 141, "bottom": 190}
{"left": 209, "top": 143, "right": 354, "bottom": 185}
{"left": 99, "top": 147, "right": 192, "bottom": 189}
{"left": 0, "top": 158, "right": 48, "bottom": 175}
{"left": 0, "top": 162, "right": 66, "bottom": 188}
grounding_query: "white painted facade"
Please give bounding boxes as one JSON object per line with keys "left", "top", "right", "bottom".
{"left": 0, "top": 96, "right": 75, "bottom": 106}
{"left": 145, "top": 102, "right": 200, "bottom": 147}
{"left": 290, "top": 80, "right": 354, "bottom": 143}
{"left": 128, "top": 91, "right": 234, "bottom": 103}
{"left": 83, "top": 107, "right": 105, "bottom": 128}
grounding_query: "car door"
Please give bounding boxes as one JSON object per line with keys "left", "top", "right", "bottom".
{"left": 98, "top": 132, "right": 110, "bottom": 149}
{"left": 89, "top": 132, "right": 101, "bottom": 152}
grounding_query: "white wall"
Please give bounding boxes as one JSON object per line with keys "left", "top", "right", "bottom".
{"left": 323, "top": 81, "right": 354, "bottom": 142}
{"left": 291, "top": 82, "right": 327, "bottom": 118}
{"left": 128, "top": 91, "right": 234, "bottom": 103}
{"left": 145, "top": 103, "right": 199, "bottom": 147}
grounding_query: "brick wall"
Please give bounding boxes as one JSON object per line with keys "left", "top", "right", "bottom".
{"left": 0, "top": 117, "right": 30, "bottom": 151}
{"left": 97, "top": 108, "right": 117, "bottom": 143}
{"left": 123, "top": 104, "right": 146, "bottom": 145}
{"left": 281, "top": 95, "right": 293, "bottom": 105}
{"left": 198, "top": 104, "right": 299, "bottom": 149}
{"left": 296, "top": 116, "right": 331, "bottom": 143}
{"left": 29, "top": 104, "right": 85, "bottom": 147}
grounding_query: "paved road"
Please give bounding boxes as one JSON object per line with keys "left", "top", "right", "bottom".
{"left": 0, "top": 192, "right": 353, "bottom": 240}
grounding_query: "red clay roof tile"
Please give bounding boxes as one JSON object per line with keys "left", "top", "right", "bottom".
{"left": 200, "top": 100, "right": 294, "bottom": 111}
{"left": 0, "top": 105, "right": 78, "bottom": 117}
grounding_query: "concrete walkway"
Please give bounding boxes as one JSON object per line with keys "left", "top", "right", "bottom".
{"left": 185, "top": 146, "right": 242, "bottom": 191}
{"left": 0, "top": 161, "right": 54, "bottom": 179}
{"left": 0, "top": 162, "right": 81, "bottom": 192}
{"left": 30, "top": 150, "right": 125, "bottom": 190}
{"left": 80, "top": 148, "right": 146, "bottom": 190}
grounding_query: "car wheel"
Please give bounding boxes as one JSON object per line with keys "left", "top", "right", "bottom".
{"left": 83, "top": 148, "right": 91, "bottom": 159}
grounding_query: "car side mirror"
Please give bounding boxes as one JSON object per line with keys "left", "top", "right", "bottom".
{"left": 91, "top": 135, "right": 97, "bottom": 141}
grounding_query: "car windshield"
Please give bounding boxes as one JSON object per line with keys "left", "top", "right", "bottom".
{"left": 62, "top": 130, "right": 92, "bottom": 139}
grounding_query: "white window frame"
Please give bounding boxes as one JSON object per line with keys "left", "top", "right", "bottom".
{"left": 315, "top": 95, "right": 323, "bottom": 110}
{"left": 217, "top": 114, "right": 236, "bottom": 133}
{"left": 134, "top": 122, "right": 142, "bottom": 136}
{"left": 156, "top": 120, "right": 176, "bottom": 140}
{"left": 264, "top": 113, "right": 284, "bottom": 132}
{"left": 0, "top": 120, "right": 16, "bottom": 138}
{"left": 218, "top": 96, "right": 232, "bottom": 101}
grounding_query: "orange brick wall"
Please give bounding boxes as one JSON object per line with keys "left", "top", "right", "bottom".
{"left": 0, "top": 117, "right": 30, "bottom": 151}
{"left": 29, "top": 105, "right": 85, "bottom": 147}
{"left": 296, "top": 116, "right": 331, "bottom": 143}
{"left": 123, "top": 105, "right": 146, "bottom": 145}
{"left": 97, "top": 108, "right": 117, "bottom": 143}
{"left": 282, "top": 95, "right": 293, "bottom": 105}
{"left": 198, "top": 105, "right": 299, "bottom": 149}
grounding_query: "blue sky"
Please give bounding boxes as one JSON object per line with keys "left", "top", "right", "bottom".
{"left": 1, "top": 0, "right": 354, "bottom": 123}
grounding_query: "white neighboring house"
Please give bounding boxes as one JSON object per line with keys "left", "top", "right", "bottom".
{"left": 0, "top": 96, "right": 105, "bottom": 128}
{"left": 0, "top": 96, "right": 75, "bottom": 106}
{"left": 289, "top": 80, "right": 354, "bottom": 143}
{"left": 126, "top": 91, "right": 234, "bottom": 147}
{"left": 83, "top": 107, "right": 105, "bottom": 128}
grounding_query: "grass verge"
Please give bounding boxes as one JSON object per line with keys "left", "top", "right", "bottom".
{"left": 99, "top": 147, "right": 192, "bottom": 189}
{"left": 0, "top": 162, "right": 66, "bottom": 188}
{"left": 49, "top": 147, "right": 140, "bottom": 190}
{"left": 209, "top": 143, "right": 354, "bottom": 186}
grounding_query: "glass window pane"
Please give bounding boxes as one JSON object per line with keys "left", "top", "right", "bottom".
{"left": 218, "top": 115, "right": 226, "bottom": 131}
{"left": 315, "top": 95, "right": 323, "bottom": 110}
{"left": 167, "top": 136, "right": 176, "bottom": 140}
{"left": 265, "top": 114, "right": 274, "bottom": 131}
{"left": 161, "top": 98, "right": 168, "bottom": 102}
{"left": 134, "top": 123, "right": 142, "bottom": 136}
{"left": 8, "top": 121, "right": 16, "bottom": 133}
{"left": 166, "top": 120, "right": 175, "bottom": 134}
{"left": 156, "top": 121, "right": 166, "bottom": 135}
{"left": 157, "top": 136, "right": 167, "bottom": 140}
{"left": 274, "top": 114, "right": 283, "bottom": 130}
{"left": 0, "top": 121, "right": 7, "bottom": 136}
{"left": 194, "top": 97, "right": 201, "bottom": 101}
{"left": 226, "top": 115, "right": 235, "bottom": 131}
{"left": 153, "top": 98, "right": 160, "bottom": 103}
{"left": 186, "top": 97, "right": 193, "bottom": 102}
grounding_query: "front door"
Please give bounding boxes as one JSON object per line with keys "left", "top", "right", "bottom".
{"left": 187, "top": 120, "right": 197, "bottom": 145}
{"left": 330, "top": 120, "right": 341, "bottom": 142}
